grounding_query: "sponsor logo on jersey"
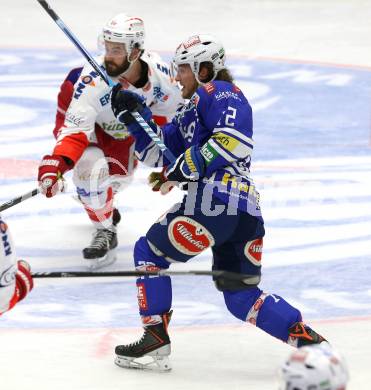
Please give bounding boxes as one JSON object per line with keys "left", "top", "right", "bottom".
{"left": 214, "top": 90, "right": 241, "bottom": 101}
{"left": 73, "top": 70, "right": 99, "bottom": 100}
{"left": 212, "top": 133, "right": 239, "bottom": 152}
{"left": 244, "top": 238, "right": 263, "bottom": 266}
{"left": 102, "top": 121, "right": 128, "bottom": 132}
{"left": 168, "top": 217, "right": 215, "bottom": 255}
{"left": 81, "top": 75, "right": 96, "bottom": 86}
{"left": 221, "top": 172, "right": 250, "bottom": 193}
{"left": 0, "top": 219, "right": 12, "bottom": 256}
{"left": 100, "top": 93, "right": 110, "bottom": 106}
{"left": 65, "top": 112, "right": 83, "bottom": 126}
{"left": 0, "top": 264, "right": 16, "bottom": 288}
{"left": 156, "top": 63, "right": 170, "bottom": 76}
{"left": 201, "top": 143, "right": 218, "bottom": 164}
{"left": 153, "top": 86, "right": 169, "bottom": 102}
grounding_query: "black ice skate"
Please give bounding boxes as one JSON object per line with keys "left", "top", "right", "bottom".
{"left": 83, "top": 228, "right": 118, "bottom": 270}
{"left": 115, "top": 311, "right": 173, "bottom": 371}
{"left": 288, "top": 322, "right": 327, "bottom": 347}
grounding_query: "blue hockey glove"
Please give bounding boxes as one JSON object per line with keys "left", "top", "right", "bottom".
{"left": 165, "top": 146, "right": 205, "bottom": 187}
{"left": 110, "top": 84, "right": 152, "bottom": 125}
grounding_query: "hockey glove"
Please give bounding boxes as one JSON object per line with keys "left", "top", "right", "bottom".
{"left": 165, "top": 146, "right": 205, "bottom": 189}
{"left": 14, "top": 260, "right": 34, "bottom": 303}
{"left": 110, "top": 84, "right": 152, "bottom": 126}
{"left": 148, "top": 167, "right": 174, "bottom": 195}
{"left": 38, "top": 154, "right": 71, "bottom": 198}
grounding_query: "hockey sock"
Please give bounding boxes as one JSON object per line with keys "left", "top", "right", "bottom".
{"left": 224, "top": 288, "right": 302, "bottom": 342}
{"left": 134, "top": 237, "right": 172, "bottom": 318}
{"left": 82, "top": 186, "right": 114, "bottom": 227}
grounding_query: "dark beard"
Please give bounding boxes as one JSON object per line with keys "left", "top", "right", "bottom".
{"left": 105, "top": 59, "right": 130, "bottom": 77}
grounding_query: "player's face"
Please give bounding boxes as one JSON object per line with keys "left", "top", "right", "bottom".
{"left": 175, "top": 64, "right": 199, "bottom": 99}
{"left": 104, "top": 41, "right": 130, "bottom": 77}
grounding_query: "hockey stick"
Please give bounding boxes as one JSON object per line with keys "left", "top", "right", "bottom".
{"left": 0, "top": 188, "right": 39, "bottom": 212}
{"left": 36, "top": 0, "right": 175, "bottom": 162}
{"left": 32, "top": 269, "right": 260, "bottom": 285}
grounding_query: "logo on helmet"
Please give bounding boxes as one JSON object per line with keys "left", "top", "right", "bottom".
{"left": 194, "top": 50, "right": 207, "bottom": 59}
{"left": 183, "top": 35, "right": 201, "bottom": 49}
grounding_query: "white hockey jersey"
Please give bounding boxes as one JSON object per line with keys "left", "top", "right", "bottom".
{"left": 53, "top": 52, "right": 183, "bottom": 163}
{"left": 0, "top": 215, "right": 17, "bottom": 314}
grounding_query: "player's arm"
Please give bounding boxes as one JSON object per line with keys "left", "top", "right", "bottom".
{"left": 110, "top": 87, "right": 184, "bottom": 167}
{"left": 53, "top": 67, "right": 83, "bottom": 139}
{"left": 0, "top": 216, "right": 33, "bottom": 316}
{"left": 197, "top": 90, "right": 254, "bottom": 177}
{"left": 39, "top": 66, "right": 100, "bottom": 197}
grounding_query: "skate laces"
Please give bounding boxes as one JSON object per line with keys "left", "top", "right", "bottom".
{"left": 89, "top": 229, "right": 114, "bottom": 249}
{"left": 130, "top": 329, "right": 149, "bottom": 347}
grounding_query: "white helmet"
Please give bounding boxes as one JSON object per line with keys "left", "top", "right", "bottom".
{"left": 173, "top": 34, "right": 225, "bottom": 80}
{"left": 278, "top": 344, "right": 349, "bottom": 390}
{"left": 102, "top": 13, "right": 145, "bottom": 56}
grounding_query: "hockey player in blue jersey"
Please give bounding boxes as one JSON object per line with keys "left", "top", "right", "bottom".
{"left": 110, "top": 34, "right": 327, "bottom": 371}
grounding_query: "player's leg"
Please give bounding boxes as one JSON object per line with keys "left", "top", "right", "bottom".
{"left": 216, "top": 212, "right": 326, "bottom": 347}
{"left": 72, "top": 146, "right": 117, "bottom": 268}
{"left": 115, "top": 195, "right": 239, "bottom": 371}
{"left": 115, "top": 235, "right": 173, "bottom": 371}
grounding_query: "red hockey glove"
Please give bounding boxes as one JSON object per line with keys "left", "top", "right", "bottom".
{"left": 15, "top": 260, "right": 34, "bottom": 303}
{"left": 38, "top": 154, "right": 70, "bottom": 198}
{"left": 148, "top": 167, "right": 174, "bottom": 195}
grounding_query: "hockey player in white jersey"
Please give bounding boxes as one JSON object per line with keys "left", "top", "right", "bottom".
{"left": 278, "top": 343, "right": 349, "bottom": 390}
{"left": 0, "top": 215, "right": 33, "bottom": 316}
{"left": 38, "top": 13, "right": 183, "bottom": 269}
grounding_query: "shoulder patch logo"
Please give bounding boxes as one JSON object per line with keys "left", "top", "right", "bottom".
{"left": 73, "top": 70, "right": 99, "bottom": 100}
{"left": 203, "top": 82, "right": 215, "bottom": 94}
{"left": 232, "top": 85, "right": 241, "bottom": 93}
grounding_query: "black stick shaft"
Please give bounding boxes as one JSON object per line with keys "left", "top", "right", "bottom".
{"left": 32, "top": 270, "right": 260, "bottom": 285}
{"left": 0, "top": 188, "right": 39, "bottom": 212}
{"left": 36, "top": 0, "right": 110, "bottom": 85}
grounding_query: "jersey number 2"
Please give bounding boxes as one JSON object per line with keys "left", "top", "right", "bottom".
{"left": 225, "top": 106, "right": 237, "bottom": 127}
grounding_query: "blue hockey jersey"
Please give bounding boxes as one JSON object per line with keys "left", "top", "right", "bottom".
{"left": 132, "top": 80, "right": 262, "bottom": 219}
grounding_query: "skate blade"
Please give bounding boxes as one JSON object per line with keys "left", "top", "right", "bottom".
{"left": 86, "top": 248, "right": 117, "bottom": 270}
{"left": 114, "top": 355, "right": 171, "bottom": 372}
